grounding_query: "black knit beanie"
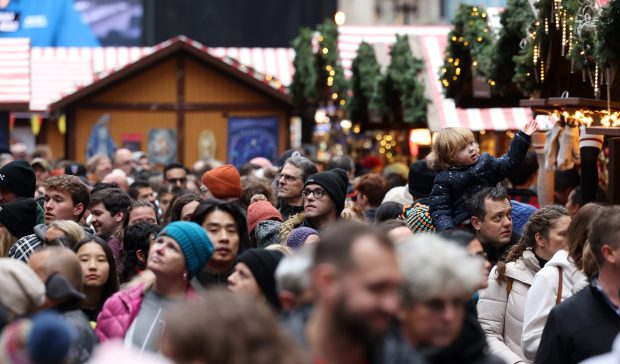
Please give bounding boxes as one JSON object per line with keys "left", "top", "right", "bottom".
{"left": 237, "top": 248, "right": 284, "bottom": 310}
{"left": 408, "top": 160, "right": 436, "bottom": 198}
{"left": 304, "top": 168, "right": 349, "bottom": 215}
{"left": 0, "top": 160, "right": 36, "bottom": 198}
{"left": 0, "top": 198, "right": 39, "bottom": 238}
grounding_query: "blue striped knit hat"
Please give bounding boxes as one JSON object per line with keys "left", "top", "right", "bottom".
{"left": 159, "top": 221, "right": 213, "bottom": 278}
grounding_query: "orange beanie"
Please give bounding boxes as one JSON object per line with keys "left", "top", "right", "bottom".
{"left": 201, "top": 165, "right": 242, "bottom": 199}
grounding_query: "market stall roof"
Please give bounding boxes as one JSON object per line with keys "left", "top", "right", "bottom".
{"left": 337, "top": 25, "right": 532, "bottom": 132}
{"left": 6, "top": 25, "right": 531, "bottom": 131}
{"left": 29, "top": 43, "right": 294, "bottom": 112}
{"left": 48, "top": 35, "right": 291, "bottom": 111}
{"left": 0, "top": 38, "right": 30, "bottom": 111}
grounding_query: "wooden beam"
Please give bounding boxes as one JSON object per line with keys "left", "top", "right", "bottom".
{"left": 66, "top": 109, "right": 76, "bottom": 160}
{"left": 79, "top": 102, "right": 281, "bottom": 111}
{"left": 177, "top": 55, "right": 186, "bottom": 165}
{"left": 586, "top": 127, "right": 620, "bottom": 137}
{"left": 608, "top": 138, "right": 620, "bottom": 204}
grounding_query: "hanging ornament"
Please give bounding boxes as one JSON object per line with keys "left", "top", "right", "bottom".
{"left": 594, "top": 62, "right": 600, "bottom": 99}
{"left": 561, "top": 10, "right": 567, "bottom": 56}
{"left": 31, "top": 114, "right": 42, "bottom": 136}
{"left": 58, "top": 113, "right": 66, "bottom": 135}
{"left": 8, "top": 113, "right": 14, "bottom": 132}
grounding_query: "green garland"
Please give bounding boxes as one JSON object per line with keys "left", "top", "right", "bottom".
{"left": 375, "top": 34, "right": 428, "bottom": 124}
{"left": 348, "top": 42, "right": 381, "bottom": 124}
{"left": 440, "top": 4, "right": 494, "bottom": 98}
{"left": 565, "top": 0, "right": 597, "bottom": 71}
{"left": 513, "top": 0, "right": 600, "bottom": 94}
{"left": 513, "top": 0, "right": 551, "bottom": 93}
{"left": 317, "top": 21, "right": 348, "bottom": 105}
{"left": 490, "top": 0, "right": 534, "bottom": 94}
{"left": 595, "top": 0, "right": 620, "bottom": 67}
{"left": 291, "top": 28, "right": 318, "bottom": 109}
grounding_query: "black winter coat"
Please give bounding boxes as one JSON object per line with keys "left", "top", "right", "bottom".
{"left": 535, "top": 283, "right": 620, "bottom": 364}
{"left": 429, "top": 131, "right": 531, "bottom": 231}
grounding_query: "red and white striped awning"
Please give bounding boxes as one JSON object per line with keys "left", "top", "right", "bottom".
{"left": 0, "top": 38, "right": 30, "bottom": 106}
{"left": 5, "top": 28, "right": 531, "bottom": 131}
{"left": 338, "top": 25, "right": 532, "bottom": 132}
{"left": 30, "top": 47, "right": 150, "bottom": 111}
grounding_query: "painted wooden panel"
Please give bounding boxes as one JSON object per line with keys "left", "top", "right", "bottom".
{"left": 184, "top": 110, "right": 287, "bottom": 165}
{"left": 88, "top": 59, "right": 177, "bottom": 104}
{"left": 184, "top": 58, "right": 274, "bottom": 105}
{"left": 73, "top": 109, "right": 176, "bottom": 163}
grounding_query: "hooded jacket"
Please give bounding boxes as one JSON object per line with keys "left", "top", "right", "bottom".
{"left": 521, "top": 250, "right": 589, "bottom": 360}
{"left": 477, "top": 248, "right": 541, "bottom": 363}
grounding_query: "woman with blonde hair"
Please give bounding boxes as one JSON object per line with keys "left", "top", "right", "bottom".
{"left": 45, "top": 220, "right": 88, "bottom": 249}
{"left": 477, "top": 205, "right": 570, "bottom": 363}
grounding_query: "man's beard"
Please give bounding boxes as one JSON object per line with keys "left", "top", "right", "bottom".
{"left": 332, "top": 294, "right": 388, "bottom": 347}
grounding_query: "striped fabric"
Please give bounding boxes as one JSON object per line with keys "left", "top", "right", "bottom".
{"left": 0, "top": 38, "right": 30, "bottom": 105}
{"left": 337, "top": 25, "right": 532, "bottom": 132}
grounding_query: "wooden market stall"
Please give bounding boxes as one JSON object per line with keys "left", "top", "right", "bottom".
{"left": 48, "top": 37, "right": 292, "bottom": 166}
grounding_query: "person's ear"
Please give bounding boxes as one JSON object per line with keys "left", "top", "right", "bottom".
{"left": 601, "top": 244, "right": 617, "bottom": 264}
{"left": 279, "top": 291, "right": 297, "bottom": 312}
{"left": 136, "top": 250, "right": 146, "bottom": 263}
{"left": 312, "top": 263, "right": 339, "bottom": 300}
{"left": 114, "top": 211, "right": 124, "bottom": 223}
{"left": 534, "top": 232, "right": 545, "bottom": 248}
{"left": 73, "top": 203, "right": 84, "bottom": 219}
{"left": 471, "top": 215, "right": 481, "bottom": 231}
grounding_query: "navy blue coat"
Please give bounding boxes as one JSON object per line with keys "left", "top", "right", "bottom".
{"left": 429, "top": 131, "right": 531, "bottom": 231}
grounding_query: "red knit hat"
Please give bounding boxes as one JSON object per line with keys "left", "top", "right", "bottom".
{"left": 201, "top": 165, "right": 242, "bottom": 200}
{"left": 247, "top": 200, "right": 283, "bottom": 234}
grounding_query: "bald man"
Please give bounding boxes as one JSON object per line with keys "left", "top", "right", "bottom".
{"left": 101, "top": 169, "right": 130, "bottom": 192}
{"left": 29, "top": 247, "right": 98, "bottom": 364}
{"left": 114, "top": 148, "right": 136, "bottom": 177}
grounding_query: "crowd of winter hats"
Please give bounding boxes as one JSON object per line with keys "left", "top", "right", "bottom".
{"left": 0, "top": 140, "right": 584, "bottom": 364}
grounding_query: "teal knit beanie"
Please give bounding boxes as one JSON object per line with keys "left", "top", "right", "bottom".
{"left": 159, "top": 221, "right": 213, "bottom": 278}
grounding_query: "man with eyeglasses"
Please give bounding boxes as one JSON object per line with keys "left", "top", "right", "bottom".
{"left": 299, "top": 168, "right": 348, "bottom": 231}
{"left": 277, "top": 156, "right": 317, "bottom": 220}
{"left": 164, "top": 163, "right": 189, "bottom": 190}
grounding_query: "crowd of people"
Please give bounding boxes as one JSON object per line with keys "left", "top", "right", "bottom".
{"left": 0, "top": 121, "right": 618, "bottom": 364}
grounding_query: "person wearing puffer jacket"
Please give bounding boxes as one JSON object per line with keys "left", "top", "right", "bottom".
{"left": 521, "top": 204, "right": 601, "bottom": 360}
{"left": 477, "top": 206, "right": 570, "bottom": 363}
{"left": 96, "top": 222, "right": 213, "bottom": 353}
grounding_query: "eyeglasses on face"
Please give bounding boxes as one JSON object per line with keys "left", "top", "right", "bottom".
{"left": 302, "top": 188, "right": 326, "bottom": 199}
{"left": 278, "top": 173, "right": 302, "bottom": 183}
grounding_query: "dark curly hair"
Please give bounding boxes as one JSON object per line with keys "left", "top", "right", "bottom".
{"left": 122, "top": 222, "right": 162, "bottom": 283}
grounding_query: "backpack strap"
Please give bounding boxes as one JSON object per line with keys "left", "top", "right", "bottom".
{"left": 556, "top": 267, "right": 563, "bottom": 304}
{"left": 506, "top": 277, "right": 513, "bottom": 296}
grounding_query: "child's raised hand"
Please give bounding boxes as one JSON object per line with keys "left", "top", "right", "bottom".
{"left": 521, "top": 119, "right": 538, "bottom": 136}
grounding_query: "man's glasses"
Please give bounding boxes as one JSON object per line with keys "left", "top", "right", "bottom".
{"left": 302, "top": 188, "right": 326, "bottom": 199}
{"left": 278, "top": 173, "right": 302, "bottom": 183}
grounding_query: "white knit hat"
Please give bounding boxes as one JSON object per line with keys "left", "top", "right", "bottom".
{"left": 0, "top": 258, "right": 45, "bottom": 318}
